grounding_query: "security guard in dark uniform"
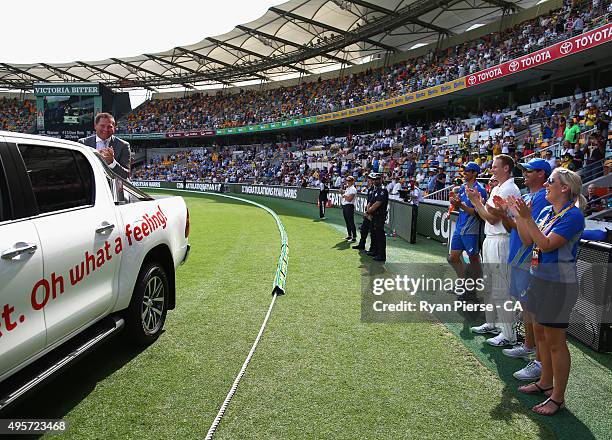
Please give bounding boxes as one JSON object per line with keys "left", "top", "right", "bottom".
{"left": 366, "top": 173, "right": 389, "bottom": 262}
{"left": 353, "top": 174, "right": 375, "bottom": 252}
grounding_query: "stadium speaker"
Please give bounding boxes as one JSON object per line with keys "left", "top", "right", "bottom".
{"left": 568, "top": 240, "right": 612, "bottom": 352}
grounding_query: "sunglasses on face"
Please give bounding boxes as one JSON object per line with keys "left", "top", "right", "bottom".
{"left": 546, "top": 176, "right": 555, "bottom": 184}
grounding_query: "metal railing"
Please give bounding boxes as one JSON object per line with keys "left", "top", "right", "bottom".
{"left": 522, "top": 127, "right": 598, "bottom": 162}
{"left": 424, "top": 184, "right": 453, "bottom": 201}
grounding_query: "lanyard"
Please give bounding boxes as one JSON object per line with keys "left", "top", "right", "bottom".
{"left": 537, "top": 202, "right": 573, "bottom": 235}
{"left": 532, "top": 202, "right": 573, "bottom": 269}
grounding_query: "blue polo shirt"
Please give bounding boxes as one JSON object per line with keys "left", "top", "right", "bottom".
{"left": 508, "top": 188, "right": 550, "bottom": 268}
{"left": 531, "top": 203, "right": 585, "bottom": 283}
{"left": 454, "top": 182, "right": 487, "bottom": 235}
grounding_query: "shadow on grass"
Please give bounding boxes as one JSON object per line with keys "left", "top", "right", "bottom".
{"left": 1, "top": 336, "right": 147, "bottom": 438}
{"left": 365, "top": 257, "right": 596, "bottom": 440}
{"left": 333, "top": 240, "right": 351, "bottom": 250}
{"left": 447, "top": 313, "right": 597, "bottom": 440}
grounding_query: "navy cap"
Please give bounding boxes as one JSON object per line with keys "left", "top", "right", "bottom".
{"left": 369, "top": 172, "right": 381, "bottom": 179}
{"left": 519, "top": 158, "right": 552, "bottom": 177}
{"left": 464, "top": 162, "right": 481, "bottom": 174}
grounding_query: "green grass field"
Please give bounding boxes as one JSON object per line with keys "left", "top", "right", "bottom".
{"left": 6, "top": 191, "right": 611, "bottom": 439}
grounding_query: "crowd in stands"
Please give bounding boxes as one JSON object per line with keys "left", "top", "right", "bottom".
{"left": 0, "top": 98, "right": 35, "bottom": 133}
{"left": 119, "top": 0, "right": 609, "bottom": 134}
{"left": 132, "top": 87, "right": 611, "bottom": 213}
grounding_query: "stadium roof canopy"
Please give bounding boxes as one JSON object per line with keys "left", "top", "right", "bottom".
{"left": 1, "top": 0, "right": 539, "bottom": 91}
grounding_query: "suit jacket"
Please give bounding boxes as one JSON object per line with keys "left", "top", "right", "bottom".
{"left": 79, "top": 134, "right": 131, "bottom": 179}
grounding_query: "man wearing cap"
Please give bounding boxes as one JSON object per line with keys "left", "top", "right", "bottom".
{"left": 366, "top": 173, "right": 389, "bottom": 262}
{"left": 353, "top": 174, "right": 376, "bottom": 252}
{"left": 492, "top": 158, "right": 551, "bottom": 381}
{"left": 341, "top": 176, "right": 357, "bottom": 242}
{"left": 467, "top": 154, "right": 521, "bottom": 347}
{"left": 448, "top": 162, "right": 487, "bottom": 300}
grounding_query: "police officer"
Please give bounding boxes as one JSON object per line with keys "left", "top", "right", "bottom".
{"left": 353, "top": 174, "right": 375, "bottom": 251}
{"left": 366, "top": 173, "right": 389, "bottom": 262}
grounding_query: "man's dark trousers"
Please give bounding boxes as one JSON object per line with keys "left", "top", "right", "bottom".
{"left": 370, "top": 219, "right": 386, "bottom": 260}
{"left": 357, "top": 217, "right": 376, "bottom": 252}
{"left": 342, "top": 204, "right": 356, "bottom": 238}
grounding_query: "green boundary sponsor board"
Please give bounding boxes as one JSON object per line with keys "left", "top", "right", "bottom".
{"left": 215, "top": 117, "right": 318, "bottom": 135}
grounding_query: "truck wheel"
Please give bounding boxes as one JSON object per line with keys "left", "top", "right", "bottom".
{"left": 126, "top": 262, "right": 169, "bottom": 345}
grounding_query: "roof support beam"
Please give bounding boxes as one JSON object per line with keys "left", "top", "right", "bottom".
{"left": 269, "top": 7, "right": 397, "bottom": 52}
{"left": 144, "top": 54, "right": 200, "bottom": 75}
{"left": 0, "top": 63, "right": 47, "bottom": 82}
{"left": 173, "top": 47, "right": 264, "bottom": 83}
{"left": 77, "top": 61, "right": 157, "bottom": 91}
{"left": 111, "top": 58, "right": 193, "bottom": 89}
{"left": 207, "top": 37, "right": 312, "bottom": 75}
{"left": 480, "top": 0, "right": 522, "bottom": 11}
{"left": 345, "top": 0, "right": 454, "bottom": 35}
{"left": 236, "top": 25, "right": 354, "bottom": 66}
{"left": 39, "top": 63, "right": 90, "bottom": 82}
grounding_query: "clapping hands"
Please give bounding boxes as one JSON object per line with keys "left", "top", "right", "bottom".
{"left": 507, "top": 195, "right": 532, "bottom": 219}
{"left": 100, "top": 147, "right": 114, "bottom": 165}
{"left": 465, "top": 187, "right": 482, "bottom": 205}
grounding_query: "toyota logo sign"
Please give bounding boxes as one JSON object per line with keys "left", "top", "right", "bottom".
{"left": 467, "top": 76, "right": 476, "bottom": 85}
{"left": 509, "top": 61, "right": 520, "bottom": 72}
{"left": 560, "top": 41, "right": 573, "bottom": 55}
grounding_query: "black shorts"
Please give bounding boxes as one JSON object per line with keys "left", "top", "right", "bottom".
{"left": 525, "top": 277, "right": 578, "bottom": 328}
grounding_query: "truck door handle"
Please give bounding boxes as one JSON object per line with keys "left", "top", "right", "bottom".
{"left": 96, "top": 222, "right": 115, "bottom": 234}
{"left": 1, "top": 243, "right": 38, "bottom": 260}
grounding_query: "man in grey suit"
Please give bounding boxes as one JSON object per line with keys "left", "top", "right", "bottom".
{"left": 79, "top": 112, "right": 131, "bottom": 179}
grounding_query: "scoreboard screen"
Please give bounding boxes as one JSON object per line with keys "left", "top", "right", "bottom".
{"left": 43, "top": 95, "right": 95, "bottom": 131}
{"left": 34, "top": 82, "right": 105, "bottom": 140}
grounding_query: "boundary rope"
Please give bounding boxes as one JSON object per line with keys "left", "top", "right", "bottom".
{"left": 148, "top": 189, "right": 288, "bottom": 439}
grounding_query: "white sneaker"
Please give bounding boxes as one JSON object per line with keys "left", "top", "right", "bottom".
{"left": 513, "top": 360, "right": 542, "bottom": 381}
{"left": 502, "top": 343, "right": 536, "bottom": 361}
{"left": 486, "top": 333, "right": 514, "bottom": 347}
{"left": 470, "top": 323, "right": 501, "bottom": 335}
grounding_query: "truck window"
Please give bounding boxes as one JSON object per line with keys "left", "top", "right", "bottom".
{"left": 17, "top": 144, "right": 94, "bottom": 214}
{"left": 0, "top": 157, "right": 9, "bottom": 222}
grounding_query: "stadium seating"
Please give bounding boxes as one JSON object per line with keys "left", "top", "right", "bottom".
{"left": 119, "top": 1, "right": 608, "bottom": 134}
{"left": 132, "top": 87, "right": 611, "bottom": 195}
{"left": 0, "top": 97, "right": 35, "bottom": 133}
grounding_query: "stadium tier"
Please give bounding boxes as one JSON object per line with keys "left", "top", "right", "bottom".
{"left": 117, "top": 0, "right": 610, "bottom": 134}
{"left": 131, "top": 87, "right": 611, "bottom": 209}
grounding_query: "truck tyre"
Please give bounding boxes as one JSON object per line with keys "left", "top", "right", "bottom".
{"left": 126, "top": 261, "right": 169, "bottom": 345}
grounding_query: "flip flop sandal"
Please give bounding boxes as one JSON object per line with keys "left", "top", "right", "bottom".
{"left": 533, "top": 397, "right": 565, "bottom": 416}
{"left": 518, "top": 382, "right": 553, "bottom": 395}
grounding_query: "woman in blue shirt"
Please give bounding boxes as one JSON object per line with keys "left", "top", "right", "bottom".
{"left": 508, "top": 168, "right": 585, "bottom": 416}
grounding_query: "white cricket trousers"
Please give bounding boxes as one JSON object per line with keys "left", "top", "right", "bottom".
{"left": 482, "top": 234, "right": 515, "bottom": 342}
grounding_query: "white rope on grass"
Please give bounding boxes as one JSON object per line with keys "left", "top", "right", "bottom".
{"left": 151, "top": 189, "right": 288, "bottom": 439}
{"left": 204, "top": 291, "right": 279, "bottom": 440}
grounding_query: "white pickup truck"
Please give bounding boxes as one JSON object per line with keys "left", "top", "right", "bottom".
{"left": 0, "top": 132, "right": 190, "bottom": 409}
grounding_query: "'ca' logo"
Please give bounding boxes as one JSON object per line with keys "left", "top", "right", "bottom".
{"left": 560, "top": 41, "right": 573, "bottom": 55}
{"left": 509, "top": 61, "right": 520, "bottom": 72}
{"left": 467, "top": 76, "right": 476, "bottom": 85}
